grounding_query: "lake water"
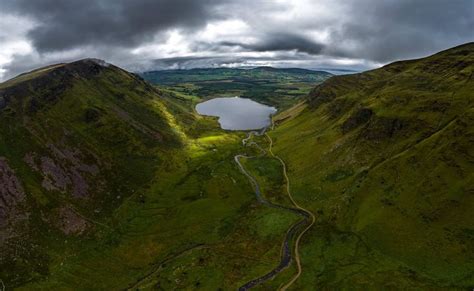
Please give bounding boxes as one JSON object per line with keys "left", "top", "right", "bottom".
{"left": 195, "top": 97, "right": 277, "bottom": 130}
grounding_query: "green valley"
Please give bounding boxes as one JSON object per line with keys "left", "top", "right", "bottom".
{"left": 0, "top": 58, "right": 307, "bottom": 290}
{"left": 0, "top": 42, "right": 473, "bottom": 291}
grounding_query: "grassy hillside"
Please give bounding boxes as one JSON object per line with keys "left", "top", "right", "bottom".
{"left": 0, "top": 59, "right": 188, "bottom": 285}
{"left": 141, "top": 67, "right": 332, "bottom": 109}
{"left": 270, "top": 42, "right": 474, "bottom": 288}
{"left": 0, "top": 59, "right": 303, "bottom": 290}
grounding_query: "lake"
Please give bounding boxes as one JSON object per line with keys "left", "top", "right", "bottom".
{"left": 195, "top": 97, "right": 277, "bottom": 130}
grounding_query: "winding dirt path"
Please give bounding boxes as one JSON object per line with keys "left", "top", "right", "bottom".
{"left": 236, "top": 118, "right": 315, "bottom": 290}
{"left": 266, "top": 118, "right": 316, "bottom": 291}
{"left": 128, "top": 117, "right": 315, "bottom": 290}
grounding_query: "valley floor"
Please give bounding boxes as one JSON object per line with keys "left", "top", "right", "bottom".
{"left": 18, "top": 92, "right": 308, "bottom": 290}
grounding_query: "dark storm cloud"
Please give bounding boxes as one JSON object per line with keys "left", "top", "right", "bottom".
{"left": 143, "top": 53, "right": 369, "bottom": 73}
{"left": 2, "top": 0, "right": 223, "bottom": 52}
{"left": 220, "top": 33, "right": 325, "bottom": 55}
{"left": 326, "top": 0, "right": 474, "bottom": 62}
{"left": 0, "top": 0, "right": 473, "bottom": 80}
{"left": 147, "top": 55, "right": 293, "bottom": 70}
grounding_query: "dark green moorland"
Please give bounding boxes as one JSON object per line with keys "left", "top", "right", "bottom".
{"left": 0, "top": 43, "right": 473, "bottom": 290}
{"left": 270, "top": 42, "right": 474, "bottom": 289}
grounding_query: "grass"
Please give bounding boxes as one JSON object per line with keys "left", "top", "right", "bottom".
{"left": 269, "top": 42, "right": 474, "bottom": 289}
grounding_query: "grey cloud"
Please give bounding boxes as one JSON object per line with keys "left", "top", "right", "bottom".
{"left": 327, "top": 0, "right": 474, "bottom": 62}
{"left": 0, "top": 0, "right": 473, "bottom": 80}
{"left": 2, "top": 0, "right": 224, "bottom": 52}
{"left": 219, "top": 33, "right": 325, "bottom": 55}
{"left": 141, "top": 53, "right": 371, "bottom": 73}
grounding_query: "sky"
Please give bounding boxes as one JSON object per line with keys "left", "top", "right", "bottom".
{"left": 0, "top": 0, "right": 473, "bottom": 80}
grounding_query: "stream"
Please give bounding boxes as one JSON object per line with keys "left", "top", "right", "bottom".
{"left": 235, "top": 128, "right": 311, "bottom": 290}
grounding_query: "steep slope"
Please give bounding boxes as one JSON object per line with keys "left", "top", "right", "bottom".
{"left": 271, "top": 43, "right": 474, "bottom": 288}
{"left": 0, "top": 59, "right": 183, "bottom": 285}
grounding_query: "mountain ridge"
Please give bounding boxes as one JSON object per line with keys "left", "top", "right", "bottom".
{"left": 270, "top": 42, "right": 474, "bottom": 288}
{"left": 0, "top": 58, "right": 187, "bottom": 285}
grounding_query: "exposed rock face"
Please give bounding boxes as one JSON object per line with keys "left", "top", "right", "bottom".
{"left": 0, "top": 56, "right": 182, "bottom": 287}
{"left": 307, "top": 81, "right": 339, "bottom": 109}
{"left": 342, "top": 108, "right": 373, "bottom": 133}
{"left": 0, "top": 158, "right": 25, "bottom": 228}
{"left": 40, "top": 156, "right": 71, "bottom": 192}
{"left": 56, "top": 207, "right": 89, "bottom": 235}
{"left": 24, "top": 144, "right": 100, "bottom": 198}
{"left": 363, "top": 117, "right": 405, "bottom": 140}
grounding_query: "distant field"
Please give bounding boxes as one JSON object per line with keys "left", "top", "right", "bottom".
{"left": 140, "top": 67, "right": 332, "bottom": 109}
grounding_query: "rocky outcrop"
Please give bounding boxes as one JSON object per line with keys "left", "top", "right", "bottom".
{"left": 56, "top": 207, "right": 89, "bottom": 235}
{"left": 342, "top": 108, "right": 373, "bottom": 133}
{"left": 362, "top": 116, "right": 405, "bottom": 140}
{"left": 24, "top": 143, "right": 100, "bottom": 198}
{"left": 307, "top": 81, "right": 338, "bottom": 108}
{"left": 0, "top": 158, "right": 25, "bottom": 229}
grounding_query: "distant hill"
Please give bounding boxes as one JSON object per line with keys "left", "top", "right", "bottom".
{"left": 142, "top": 66, "right": 332, "bottom": 84}
{"left": 140, "top": 67, "right": 333, "bottom": 109}
{"left": 271, "top": 42, "right": 474, "bottom": 288}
